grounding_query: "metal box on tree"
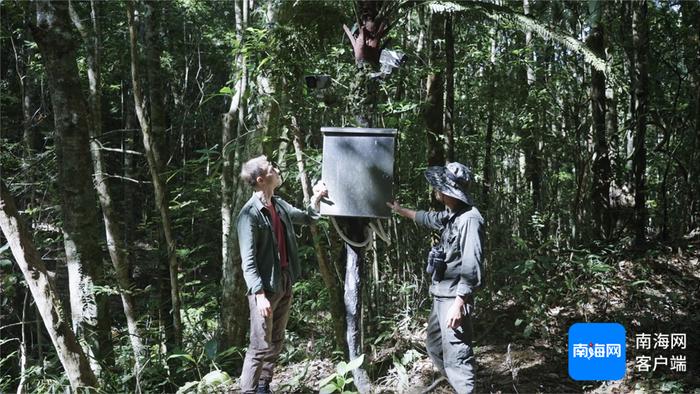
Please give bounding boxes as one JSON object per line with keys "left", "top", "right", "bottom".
{"left": 320, "top": 127, "right": 397, "bottom": 218}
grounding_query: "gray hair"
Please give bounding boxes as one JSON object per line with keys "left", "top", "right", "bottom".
{"left": 240, "top": 155, "right": 268, "bottom": 187}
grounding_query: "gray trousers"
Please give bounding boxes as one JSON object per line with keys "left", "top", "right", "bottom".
{"left": 426, "top": 296, "right": 475, "bottom": 394}
{"left": 239, "top": 270, "right": 292, "bottom": 393}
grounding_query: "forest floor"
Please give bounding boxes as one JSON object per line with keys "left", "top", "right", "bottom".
{"left": 228, "top": 242, "right": 700, "bottom": 393}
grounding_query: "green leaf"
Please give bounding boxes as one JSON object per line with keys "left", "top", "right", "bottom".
{"left": 198, "top": 370, "right": 232, "bottom": 388}
{"left": 256, "top": 57, "right": 271, "bottom": 71}
{"left": 168, "top": 353, "right": 196, "bottom": 364}
{"left": 336, "top": 361, "right": 348, "bottom": 376}
{"left": 630, "top": 280, "right": 650, "bottom": 287}
{"left": 204, "top": 339, "right": 218, "bottom": 360}
{"left": 514, "top": 318, "right": 523, "bottom": 327}
{"left": 175, "top": 380, "right": 199, "bottom": 394}
{"left": 318, "top": 373, "right": 338, "bottom": 388}
{"left": 320, "top": 383, "right": 339, "bottom": 394}
{"left": 219, "top": 86, "right": 233, "bottom": 94}
{"left": 346, "top": 354, "right": 365, "bottom": 372}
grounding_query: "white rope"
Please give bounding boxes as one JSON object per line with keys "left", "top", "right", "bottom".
{"left": 330, "top": 216, "right": 372, "bottom": 248}
{"left": 368, "top": 220, "right": 391, "bottom": 245}
{"left": 330, "top": 216, "right": 391, "bottom": 248}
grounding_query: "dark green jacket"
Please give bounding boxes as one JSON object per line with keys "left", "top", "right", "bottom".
{"left": 415, "top": 206, "right": 485, "bottom": 297}
{"left": 237, "top": 194, "right": 320, "bottom": 294}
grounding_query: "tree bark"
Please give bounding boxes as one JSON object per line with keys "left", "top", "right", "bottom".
{"left": 588, "top": 0, "right": 611, "bottom": 239}
{"left": 631, "top": 0, "right": 648, "bottom": 247}
{"left": 11, "top": 13, "right": 43, "bottom": 154}
{"left": 682, "top": 0, "right": 700, "bottom": 232}
{"left": 29, "top": 0, "right": 110, "bottom": 375}
{"left": 444, "top": 14, "right": 455, "bottom": 163}
{"left": 522, "top": 0, "right": 542, "bottom": 214}
{"left": 344, "top": 229, "right": 371, "bottom": 394}
{"left": 126, "top": 0, "right": 183, "bottom": 346}
{"left": 144, "top": 0, "right": 167, "bottom": 165}
{"left": 220, "top": 0, "right": 251, "bottom": 351}
{"left": 0, "top": 180, "right": 98, "bottom": 391}
{"left": 482, "top": 30, "right": 497, "bottom": 218}
{"left": 70, "top": 0, "right": 146, "bottom": 381}
{"left": 425, "top": 11, "right": 445, "bottom": 167}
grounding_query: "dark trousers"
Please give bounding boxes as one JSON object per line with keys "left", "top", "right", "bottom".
{"left": 426, "top": 296, "right": 476, "bottom": 394}
{"left": 239, "top": 270, "right": 292, "bottom": 393}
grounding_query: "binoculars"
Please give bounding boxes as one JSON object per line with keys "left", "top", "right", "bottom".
{"left": 426, "top": 246, "right": 447, "bottom": 281}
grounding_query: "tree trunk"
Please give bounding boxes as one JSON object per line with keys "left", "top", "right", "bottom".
{"left": 482, "top": 30, "right": 497, "bottom": 219}
{"left": 444, "top": 14, "right": 455, "bottom": 163}
{"left": 220, "top": 0, "right": 251, "bottom": 351}
{"left": 258, "top": 0, "right": 282, "bottom": 159}
{"left": 425, "top": 11, "right": 445, "bottom": 167}
{"left": 682, "top": 0, "right": 700, "bottom": 232}
{"left": 588, "top": 0, "right": 611, "bottom": 239}
{"left": 126, "top": 0, "right": 183, "bottom": 346}
{"left": 344, "top": 236, "right": 371, "bottom": 393}
{"left": 29, "top": 0, "right": 110, "bottom": 375}
{"left": 144, "top": 0, "right": 167, "bottom": 165}
{"left": 340, "top": 2, "right": 393, "bottom": 390}
{"left": 0, "top": 180, "right": 98, "bottom": 391}
{"left": 290, "top": 117, "right": 347, "bottom": 352}
{"left": 522, "top": 0, "right": 542, "bottom": 214}
{"left": 70, "top": 1, "right": 146, "bottom": 381}
{"left": 11, "top": 14, "right": 42, "bottom": 154}
{"left": 631, "top": 0, "right": 648, "bottom": 247}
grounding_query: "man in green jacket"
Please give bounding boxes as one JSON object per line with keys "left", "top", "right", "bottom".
{"left": 388, "top": 162, "right": 485, "bottom": 394}
{"left": 237, "top": 155, "right": 327, "bottom": 394}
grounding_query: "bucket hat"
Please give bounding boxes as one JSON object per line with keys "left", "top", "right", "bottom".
{"left": 424, "top": 162, "right": 473, "bottom": 206}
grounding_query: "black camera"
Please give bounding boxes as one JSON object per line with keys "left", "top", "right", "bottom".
{"left": 426, "top": 246, "right": 447, "bottom": 281}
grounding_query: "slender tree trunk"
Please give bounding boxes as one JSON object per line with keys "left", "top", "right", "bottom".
{"left": 482, "top": 30, "right": 497, "bottom": 218}
{"left": 522, "top": 0, "right": 542, "bottom": 214}
{"left": 220, "top": 0, "right": 251, "bottom": 351}
{"left": 607, "top": 83, "right": 621, "bottom": 178}
{"left": 29, "top": 0, "right": 110, "bottom": 375}
{"left": 126, "top": 0, "right": 183, "bottom": 346}
{"left": 631, "top": 0, "right": 648, "bottom": 247}
{"left": 11, "top": 17, "right": 42, "bottom": 154}
{"left": 444, "top": 14, "right": 455, "bottom": 163}
{"left": 290, "top": 117, "right": 347, "bottom": 352}
{"left": 588, "top": 0, "right": 611, "bottom": 239}
{"left": 9, "top": 17, "right": 41, "bottom": 388}
{"left": 682, "top": 1, "right": 700, "bottom": 232}
{"left": 344, "top": 237, "right": 370, "bottom": 393}
{"left": 70, "top": 1, "right": 146, "bottom": 380}
{"left": 0, "top": 180, "right": 98, "bottom": 391}
{"left": 16, "top": 292, "right": 28, "bottom": 394}
{"left": 258, "top": 0, "right": 281, "bottom": 159}
{"left": 622, "top": 1, "right": 636, "bottom": 176}
{"left": 425, "top": 11, "right": 445, "bottom": 167}
{"left": 145, "top": 0, "right": 167, "bottom": 165}
{"left": 143, "top": 0, "right": 181, "bottom": 353}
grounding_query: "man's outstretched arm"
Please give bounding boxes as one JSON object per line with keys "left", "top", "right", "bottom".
{"left": 386, "top": 201, "right": 416, "bottom": 220}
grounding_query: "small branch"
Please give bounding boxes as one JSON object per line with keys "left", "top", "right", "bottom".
{"left": 91, "top": 138, "right": 143, "bottom": 155}
{"left": 103, "top": 174, "right": 149, "bottom": 184}
{"left": 98, "top": 146, "right": 143, "bottom": 156}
